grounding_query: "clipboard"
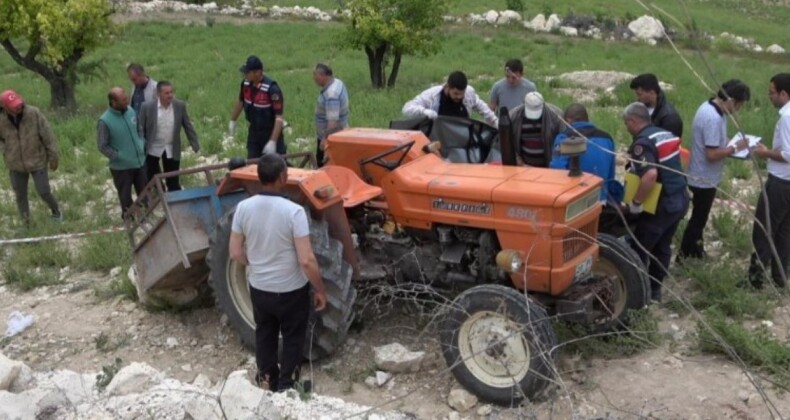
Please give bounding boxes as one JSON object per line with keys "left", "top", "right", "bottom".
{"left": 727, "top": 133, "right": 761, "bottom": 160}
{"left": 624, "top": 173, "right": 662, "bottom": 214}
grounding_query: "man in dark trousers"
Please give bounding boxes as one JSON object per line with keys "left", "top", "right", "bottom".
{"left": 678, "top": 80, "right": 750, "bottom": 261}
{"left": 228, "top": 55, "right": 286, "bottom": 158}
{"left": 0, "top": 90, "right": 62, "bottom": 225}
{"left": 127, "top": 63, "right": 157, "bottom": 115}
{"left": 630, "top": 73, "right": 684, "bottom": 138}
{"left": 747, "top": 73, "right": 790, "bottom": 289}
{"left": 623, "top": 102, "right": 689, "bottom": 302}
{"left": 97, "top": 87, "right": 147, "bottom": 218}
{"left": 138, "top": 80, "right": 200, "bottom": 191}
{"left": 229, "top": 154, "right": 327, "bottom": 391}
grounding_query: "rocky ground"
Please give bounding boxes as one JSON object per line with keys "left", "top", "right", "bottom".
{"left": 1, "top": 269, "right": 789, "bottom": 419}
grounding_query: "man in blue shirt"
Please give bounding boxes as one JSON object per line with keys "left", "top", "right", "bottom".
{"left": 313, "top": 63, "right": 349, "bottom": 166}
{"left": 550, "top": 103, "right": 616, "bottom": 202}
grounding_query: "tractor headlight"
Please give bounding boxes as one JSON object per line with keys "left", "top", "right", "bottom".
{"left": 565, "top": 187, "right": 600, "bottom": 221}
{"left": 496, "top": 250, "right": 524, "bottom": 273}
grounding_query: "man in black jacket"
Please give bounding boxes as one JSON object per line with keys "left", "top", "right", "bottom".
{"left": 630, "top": 73, "right": 684, "bottom": 138}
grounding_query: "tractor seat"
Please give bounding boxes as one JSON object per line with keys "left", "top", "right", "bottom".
{"left": 321, "top": 165, "right": 383, "bottom": 208}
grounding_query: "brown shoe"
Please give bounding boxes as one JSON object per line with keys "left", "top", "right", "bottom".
{"left": 256, "top": 374, "right": 272, "bottom": 391}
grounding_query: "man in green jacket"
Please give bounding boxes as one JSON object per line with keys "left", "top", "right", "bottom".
{"left": 97, "top": 87, "right": 148, "bottom": 218}
{"left": 0, "top": 90, "right": 62, "bottom": 225}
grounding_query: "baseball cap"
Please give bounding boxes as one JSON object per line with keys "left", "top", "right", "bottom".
{"left": 239, "top": 55, "right": 264, "bottom": 73}
{"left": 523, "top": 92, "right": 544, "bottom": 120}
{"left": 1, "top": 90, "right": 23, "bottom": 110}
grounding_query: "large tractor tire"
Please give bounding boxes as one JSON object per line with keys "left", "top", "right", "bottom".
{"left": 591, "top": 233, "right": 650, "bottom": 331}
{"left": 207, "top": 208, "right": 356, "bottom": 360}
{"left": 440, "top": 284, "right": 558, "bottom": 406}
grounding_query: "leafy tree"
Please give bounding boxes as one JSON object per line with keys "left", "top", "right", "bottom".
{"left": 0, "top": 0, "right": 114, "bottom": 111}
{"left": 344, "top": 0, "right": 448, "bottom": 89}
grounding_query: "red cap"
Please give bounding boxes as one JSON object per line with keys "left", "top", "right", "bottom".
{"left": 1, "top": 90, "right": 23, "bottom": 110}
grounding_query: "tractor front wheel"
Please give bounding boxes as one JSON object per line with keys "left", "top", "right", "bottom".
{"left": 440, "top": 284, "right": 558, "bottom": 405}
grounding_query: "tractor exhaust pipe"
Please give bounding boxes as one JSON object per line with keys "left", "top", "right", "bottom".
{"left": 498, "top": 107, "right": 517, "bottom": 166}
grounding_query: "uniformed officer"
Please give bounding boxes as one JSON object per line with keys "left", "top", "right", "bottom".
{"left": 622, "top": 102, "right": 689, "bottom": 303}
{"left": 228, "top": 55, "right": 286, "bottom": 158}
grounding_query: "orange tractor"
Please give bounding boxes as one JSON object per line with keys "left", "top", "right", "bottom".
{"left": 126, "top": 117, "right": 648, "bottom": 405}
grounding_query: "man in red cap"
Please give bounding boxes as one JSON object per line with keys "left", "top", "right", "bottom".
{"left": 0, "top": 90, "right": 62, "bottom": 225}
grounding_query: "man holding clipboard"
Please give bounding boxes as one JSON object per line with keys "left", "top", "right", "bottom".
{"left": 623, "top": 102, "right": 690, "bottom": 302}
{"left": 678, "top": 80, "right": 751, "bottom": 261}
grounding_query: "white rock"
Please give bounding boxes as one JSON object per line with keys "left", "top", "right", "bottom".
{"left": 364, "top": 376, "right": 377, "bottom": 388}
{"left": 166, "top": 337, "right": 179, "bottom": 348}
{"left": 0, "top": 391, "right": 36, "bottom": 419}
{"left": 527, "top": 13, "right": 546, "bottom": 31}
{"left": 497, "top": 10, "right": 521, "bottom": 25}
{"left": 193, "top": 373, "right": 212, "bottom": 389}
{"left": 448, "top": 411, "right": 462, "bottom": 420}
{"left": 109, "top": 266, "right": 122, "bottom": 278}
{"left": 560, "top": 26, "right": 578, "bottom": 37}
{"left": 545, "top": 14, "right": 562, "bottom": 32}
{"left": 9, "top": 363, "right": 35, "bottom": 392}
{"left": 0, "top": 353, "right": 23, "bottom": 391}
{"left": 203, "top": 2, "right": 218, "bottom": 11}
{"left": 219, "top": 370, "right": 266, "bottom": 419}
{"left": 762, "top": 320, "right": 774, "bottom": 328}
{"left": 754, "top": 45, "right": 763, "bottom": 53}
{"left": 181, "top": 364, "right": 193, "bottom": 372}
{"left": 484, "top": 10, "right": 499, "bottom": 25}
{"left": 767, "top": 44, "right": 785, "bottom": 54}
{"left": 477, "top": 404, "right": 493, "bottom": 416}
{"left": 105, "top": 362, "right": 163, "bottom": 396}
{"left": 40, "top": 369, "right": 95, "bottom": 406}
{"left": 448, "top": 388, "right": 478, "bottom": 411}
{"left": 185, "top": 396, "right": 224, "bottom": 420}
{"left": 738, "top": 390, "right": 750, "bottom": 403}
{"left": 375, "top": 371, "right": 392, "bottom": 387}
{"left": 628, "top": 15, "right": 665, "bottom": 40}
{"left": 373, "top": 343, "right": 426, "bottom": 373}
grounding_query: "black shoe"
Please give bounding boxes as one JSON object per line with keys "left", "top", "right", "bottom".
{"left": 650, "top": 288, "right": 662, "bottom": 303}
{"left": 736, "top": 280, "right": 763, "bottom": 290}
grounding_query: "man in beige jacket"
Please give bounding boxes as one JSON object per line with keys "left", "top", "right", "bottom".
{"left": 0, "top": 90, "right": 61, "bottom": 225}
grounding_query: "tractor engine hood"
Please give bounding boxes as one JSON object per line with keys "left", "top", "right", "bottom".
{"left": 380, "top": 154, "right": 602, "bottom": 230}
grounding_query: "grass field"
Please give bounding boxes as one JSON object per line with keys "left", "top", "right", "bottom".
{"left": 0, "top": 14, "right": 786, "bottom": 237}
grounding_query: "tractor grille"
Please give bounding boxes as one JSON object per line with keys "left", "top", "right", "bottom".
{"left": 563, "top": 220, "right": 597, "bottom": 262}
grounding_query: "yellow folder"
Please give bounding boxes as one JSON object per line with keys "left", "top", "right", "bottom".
{"left": 624, "top": 172, "right": 662, "bottom": 214}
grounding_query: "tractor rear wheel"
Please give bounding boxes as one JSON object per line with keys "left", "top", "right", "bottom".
{"left": 591, "top": 233, "right": 650, "bottom": 331}
{"left": 207, "top": 208, "right": 356, "bottom": 360}
{"left": 440, "top": 284, "right": 558, "bottom": 405}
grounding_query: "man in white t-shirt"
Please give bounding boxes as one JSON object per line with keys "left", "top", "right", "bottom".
{"left": 229, "top": 154, "right": 327, "bottom": 391}
{"left": 678, "top": 79, "right": 750, "bottom": 261}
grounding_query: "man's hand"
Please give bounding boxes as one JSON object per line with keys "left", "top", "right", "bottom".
{"left": 48, "top": 160, "right": 58, "bottom": 171}
{"left": 263, "top": 140, "right": 277, "bottom": 155}
{"left": 423, "top": 109, "right": 438, "bottom": 120}
{"left": 313, "top": 289, "right": 327, "bottom": 311}
{"left": 733, "top": 136, "right": 749, "bottom": 152}
{"left": 192, "top": 145, "right": 200, "bottom": 153}
{"left": 628, "top": 201, "right": 644, "bottom": 215}
{"left": 228, "top": 120, "right": 237, "bottom": 136}
{"left": 753, "top": 143, "right": 768, "bottom": 158}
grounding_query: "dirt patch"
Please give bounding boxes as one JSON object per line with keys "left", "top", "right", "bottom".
{"left": 1, "top": 273, "right": 788, "bottom": 419}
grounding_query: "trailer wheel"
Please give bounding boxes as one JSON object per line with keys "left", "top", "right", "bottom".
{"left": 207, "top": 208, "right": 356, "bottom": 360}
{"left": 591, "top": 233, "right": 650, "bottom": 331}
{"left": 440, "top": 284, "right": 557, "bottom": 405}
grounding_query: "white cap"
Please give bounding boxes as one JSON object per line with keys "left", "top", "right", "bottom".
{"left": 523, "top": 91, "right": 544, "bottom": 120}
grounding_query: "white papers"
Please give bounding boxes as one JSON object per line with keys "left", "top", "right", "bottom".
{"left": 728, "top": 133, "right": 761, "bottom": 159}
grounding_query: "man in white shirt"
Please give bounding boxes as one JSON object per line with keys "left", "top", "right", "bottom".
{"left": 402, "top": 71, "right": 498, "bottom": 126}
{"left": 747, "top": 73, "right": 790, "bottom": 289}
{"left": 138, "top": 81, "right": 199, "bottom": 191}
{"left": 229, "top": 154, "right": 327, "bottom": 391}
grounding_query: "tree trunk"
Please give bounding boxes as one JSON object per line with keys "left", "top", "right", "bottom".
{"left": 48, "top": 76, "right": 77, "bottom": 111}
{"left": 386, "top": 51, "right": 402, "bottom": 88}
{"left": 364, "top": 44, "right": 388, "bottom": 89}
{"left": 1, "top": 40, "right": 82, "bottom": 113}
{"left": 364, "top": 46, "right": 376, "bottom": 87}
